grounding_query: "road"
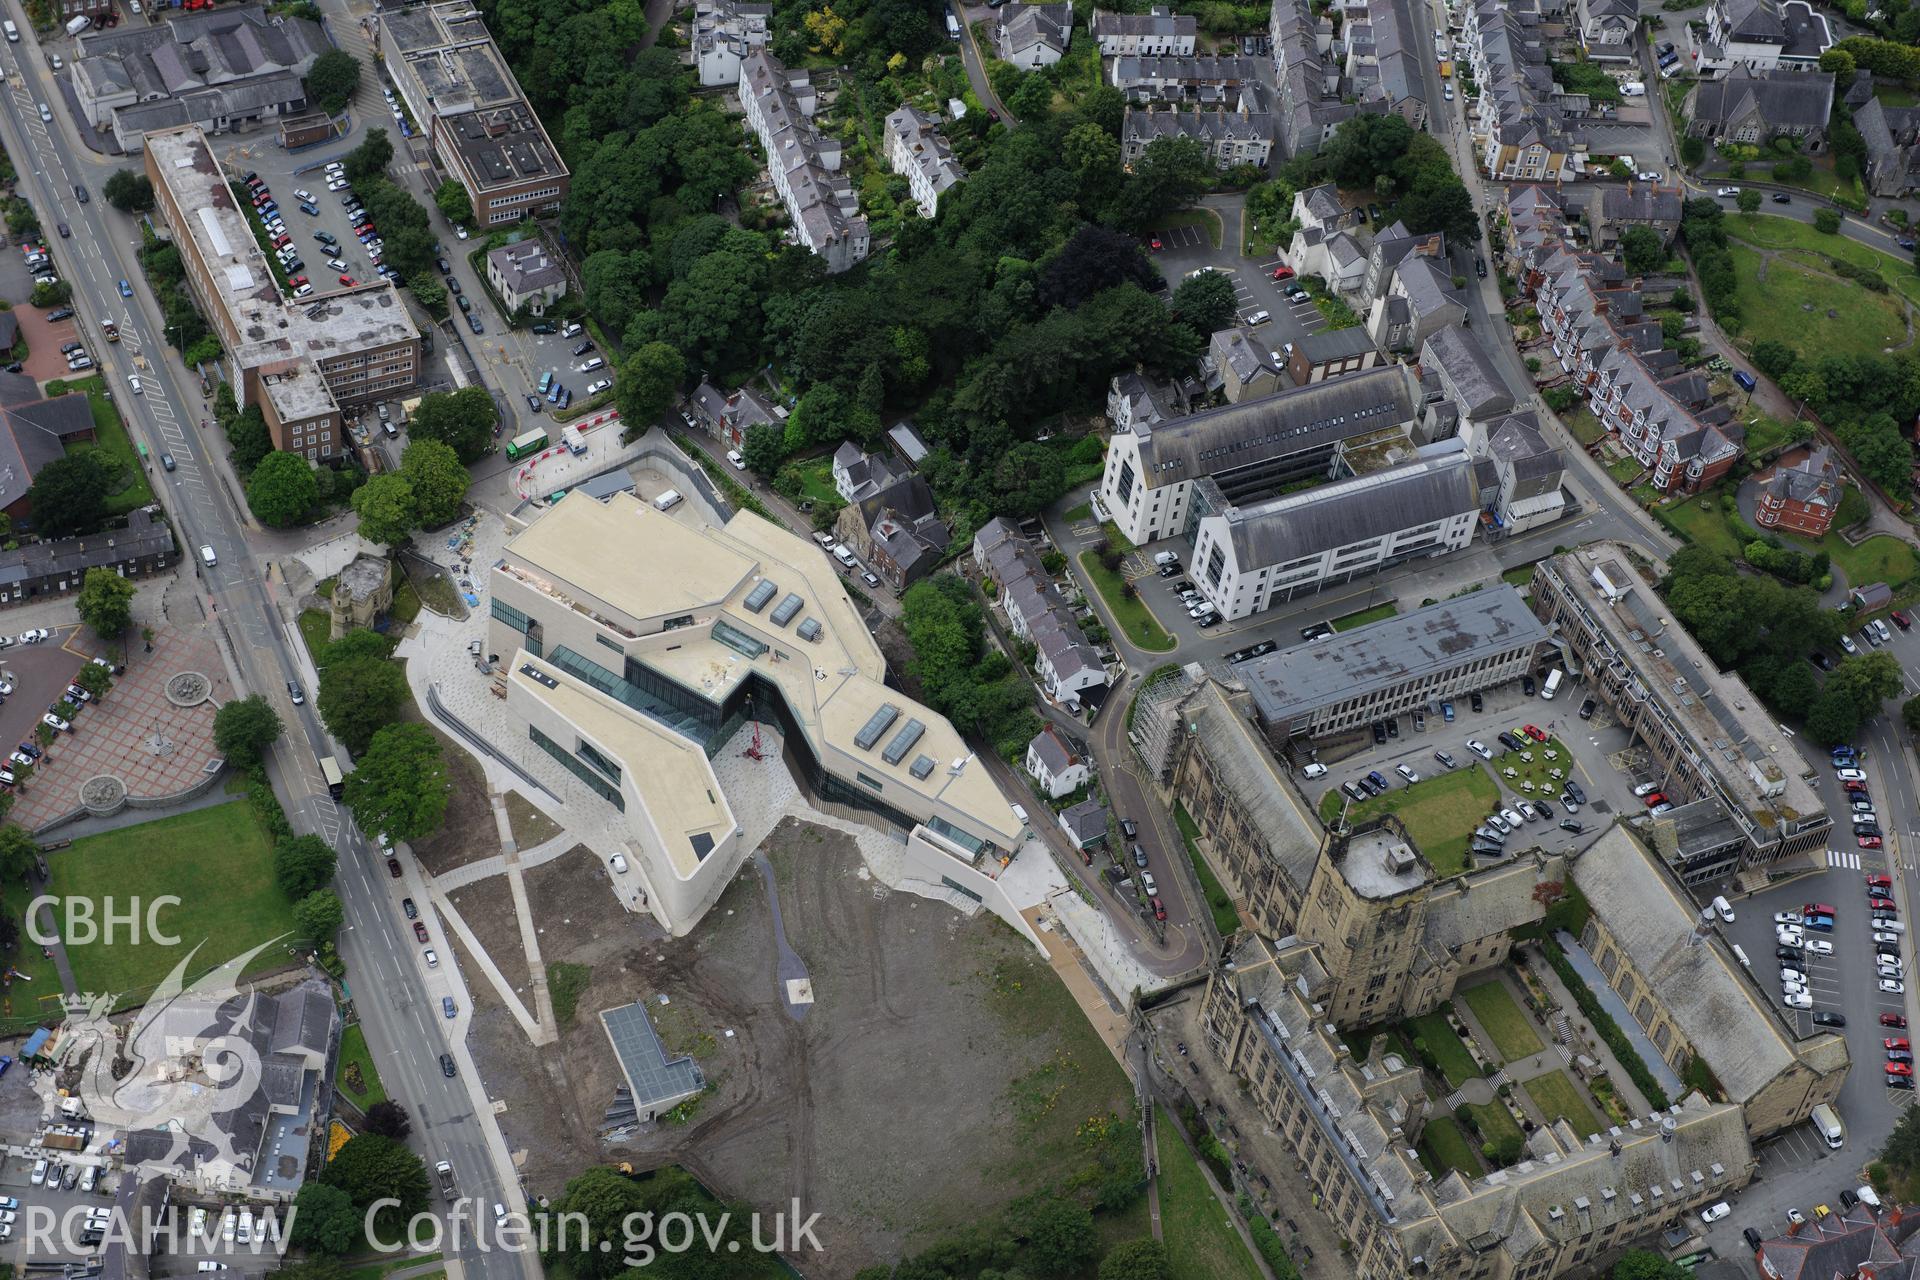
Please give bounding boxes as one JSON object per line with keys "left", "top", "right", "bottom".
{"left": 0, "top": 24, "right": 532, "bottom": 1280}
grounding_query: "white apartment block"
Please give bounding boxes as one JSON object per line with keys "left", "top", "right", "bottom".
{"left": 883, "top": 105, "right": 963, "bottom": 219}
{"left": 691, "top": 0, "right": 770, "bottom": 85}
{"left": 738, "top": 51, "right": 870, "bottom": 273}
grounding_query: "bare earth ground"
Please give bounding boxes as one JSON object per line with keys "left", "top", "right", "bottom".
{"left": 503, "top": 790, "right": 561, "bottom": 848}
{"left": 462, "top": 819, "right": 1136, "bottom": 1278}
{"left": 442, "top": 872, "right": 531, "bottom": 995}
{"left": 405, "top": 717, "right": 501, "bottom": 875}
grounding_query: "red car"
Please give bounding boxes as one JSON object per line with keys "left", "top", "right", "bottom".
{"left": 289, "top": 275, "right": 308, "bottom": 287}
{"left": 1148, "top": 236, "right": 1162, "bottom": 251}
{"left": 412, "top": 921, "right": 429, "bottom": 943}
{"left": 1846, "top": 779, "right": 1870, "bottom": 793}
{"left": 1889, "top": 1037, "right": 1911, "bottom": 1050}
{"left": 1272, "top": 264, "right": 1295, "bottom": 280}
{"left": 1643, "top": 792, "right": 1667, "bottom": 808}
{"left": 1861, "top": 835, "right": 1885, "bottom": 849}
{"left": 339, "top": 274, "right": 356, "bottom": 286}
{"left": 1870, "top": 874, "right": 1894, "bottom": 888}
{"left": 386, "top": 857, "right": 402, "bottom": 878}
{"left": 1151, "top": 896, "right": 1166, "bottom": 921}
{"left": 1522, "top": 724, "right": 1547, "bottom": 742}
{"left": 1894, "top": 609, "right": 1912, "bottom": 631}
{"left": 1885, "top": 1013, "right": 1909, "bottom": 1028}
{"left": 1890, "top": 1062, "right": 1914, "bottom": 1077}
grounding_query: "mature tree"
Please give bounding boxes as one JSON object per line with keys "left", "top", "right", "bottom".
{"left": 319, "top": 1133, "right": 429, "bottom": 1236}
{"left": 343, "top": 128, "right": 394, "bottom": 187}
{"left": 1829, "top": 650, "right": 1904, "bottom": 718}
{"left": 1396, "top": 173, "right": 1477, "bottom": 242}
{"left": 1039, "top": 225, "right": 1156, "bottom": 308}
{"left": 247, "top": 451, "right": 319, "bottom": 528}
{"left": 1619, "top": 225, "right": 1664, "bottom": 275}
{"left": 352, "top": 473, "right": 416, "bottom": 546}
{"left": 541, "top": 1169, "right": 649, "bottom": 1280}
{"left": 305, "top": 49, "right": 362, "bottom": 116}
{"left": 323, "top": 628, "right": 395, "bottom": 667}
{"left": 73, "top": 662, "right": 111, "bottom": 703}
{"left": 1821, "top": 47, "right": 1858, "bottom": 77}
{"left": 76, "top": 569, "right": 136, "bottom": 642}
{"left": 1108, "top": 136, "right": 1210, "bottom": 231}
{"left": 0, "top": 825, "right": 38, "bottom": 884}
{"left": 615, "top": 341, "right": 684, "bottom": 433}
{"left": 1752, "top": 339, "right": 1798, "bottom": 380}
{"left": 214, "top": 695, "right": 283, "bottom": 766}
{"left": 400, "top": 440, "right": 469, "bottom": 529}
{"left": 227, "top": 404, "right": 273, "bottom": 474}
{"left": 292, "top": 888, "right": 344, "bottom": 943}
{"left": 344, "top": 723, "right": 449, "bottom": 841}
{"left": 287, "top": 1182, "right": 358, "bottom": 1256}
{"left": 1904, "top": 694, "right": 1920, "bottom": 735}
{"left": 29, "top": 280, "right": 69, "bottom": 309}
{"left": 406, "top": 385, "right": 496, "bottom": 463}
{"left": 433, "top": 179, "right": 473, "bottom": 227}
{"left": 1099, "top": 1239, "right": 1171, "bottom": 1280}
{"left": 1807, "top": 688, "right": 1862, "bottom": 745}
{"left": 407, "top": 273, "right": 447, "bottom": 315}
{"left": 317, "top": 654, "right": 409, "bottom": 755}
{"left": 1768, "top": 659, "right": 1821, "bottom": 719}
{"left": 581, "top": 249, "right": 652, "bottom": 334}
{"left": 273, "top": 834, "right": 337, "bottom": 900}
{"left": 741, "top": 421, "right": 788, "bottom": 477}
{"left": 1171, "top": 269, "right": 1238, "bottom": 335}
{"left": 1736, "top": 188, "right": 1762, "bottom": 217}
{"left": 991, "top": 442, "right": 1069, "bottom": 518}
{"left": 1012, "top": 1197, "right": 1098, "bottom": 1277}
{"left": 27, "top": 452, "right": 118, "bottom": 537}
{"left": 1814, "top": 206, "right": 1843, "bottom": 234}
{"left": 102, "top": 170, "right": 154, "bottom": 213}
{"left": 364, "top": 1100, "right": 413, "bottom": 1140}
{"left": 1612, "top": 1251, "right": 1688, "bottom": 1280}
{"left": 1322, "top": 112, "right": 1416, "bottom": 186}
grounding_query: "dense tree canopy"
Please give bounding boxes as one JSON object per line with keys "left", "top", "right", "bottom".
{"left": 407, "top": 386, "right": 497, "bottom": 463}
{"left": 399, "top": 440, "right": 469, "bottom": 529}
{"left": 27, "top": 452, "right": 119, "bottom": 537}
{"left": 273, "top": 834, "right": 337, "bottom": 900}
{"left": 214, "top": 695, "right": 283, "bottom": 766}
{"left": 344, "top": 723, "right": 449, "bottom": 842}
{"left": 246, "top": 451, "right": 319, "bottom": 528}
{"left": 305, "top": 49, "right": 362, "bottom": 116}
{"left": 76, "top": 568, "right": 135, "bottom": 641}
{"left": 317, "top": 651, "right": 409, "bottom": 756}
{"left": 319, "top": 1133, "right": 429, "bottom": 1237}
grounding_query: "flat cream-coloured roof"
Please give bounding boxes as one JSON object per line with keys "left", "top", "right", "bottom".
{"left": 500, "top": 492, "right": 1021, "bottom": 848}
{"left": 502, "top": 491, "right": 758, "bottom": 624}
{"left": 510, "top": 659, "right": 733, "bottom": 880}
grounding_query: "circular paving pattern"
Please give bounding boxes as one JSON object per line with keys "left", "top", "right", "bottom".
{"left": 79, "top": 774, "right": 127, "bottom": 818}
{"left": 166, "top": 672, "right": 211, "bottom": 707}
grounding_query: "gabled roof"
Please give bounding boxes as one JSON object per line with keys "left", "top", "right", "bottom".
{"left": 1421, "top": 325, "right": 1515, "bottom": 419}
{"left": 999, "top": 2, "right": 1074, "bottom": 56}
{"left": 1028, "top": 723, "right": 1079, "bottom": 775}
{"left": 1692, "top": 66, "right": 1834, "bottom": 131}
{"left": 1218, "top": 441, "right": 1483, "bottom": 569}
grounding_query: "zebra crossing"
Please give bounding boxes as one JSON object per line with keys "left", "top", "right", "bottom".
{"left": 1829, "top": 848, "right": 1863, "bottom": 869}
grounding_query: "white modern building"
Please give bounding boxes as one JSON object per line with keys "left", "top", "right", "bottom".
{"left": 1189, "top": 440, "right": 1484, "bottom": 619}
{"left": 1096, "top": 363, "right": 1425, "bottom": 546}
{"left": 738, "top": 52, "right": 870, "bottom": 273}
{"left": 489, "top": 491, "right": 1025, "bottom": 936}
{"left": 883, "top": 104, "right": 963, "bottom": 219}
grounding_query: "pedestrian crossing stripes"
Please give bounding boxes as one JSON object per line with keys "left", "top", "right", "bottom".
{"left": 1830, "top": 849, "right": 1862, "bottom": 869}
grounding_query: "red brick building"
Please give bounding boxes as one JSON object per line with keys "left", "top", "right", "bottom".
{"left": 1754, "top": 446, "right": 1842, "bottom": 536}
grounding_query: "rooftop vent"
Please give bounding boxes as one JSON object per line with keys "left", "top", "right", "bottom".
{"left": 769, "top": 592, "right": 804, "bottom": 626}
{"left": 909, "top": 754, "right": 936, "bottom": 780}
{"left": 796, "top": 618, "right": 822, "bottom": 643}
{"left": 743, "top": 580, "right": 777, "bottom": 612}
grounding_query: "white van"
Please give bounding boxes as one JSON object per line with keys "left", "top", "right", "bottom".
{"left": 725, "top": 448, "right": 745, "bottom": 469}
{"left": 63, "top": 14, "right": 89, "bottom": 35}
{"left": 833, "top": 544, "right": 857, "bottom": 567}
{"left": 199, "top": 544, "right": 217, "bottom": 568}
{"left": 1620, "top": 81, "right": 1646, "bottom": 96}
{"left": 1812, "top": 1102, "right": 1844, "bottom": 1149}
{"left": 4, "top": 21, "right": 20, "bottom": 42}
{"left": 651, "top": 489, "right": 682, "bottom": 512}
{"left": 946, "top": 12, "right": 961, "bottom": 37}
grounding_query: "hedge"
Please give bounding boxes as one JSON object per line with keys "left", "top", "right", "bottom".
{"left": 1541, "top": 937, "right": 1671, "bottom": 1110}
{"left": 1238, "top": 1194, "right": 1304, "bottom": 1280}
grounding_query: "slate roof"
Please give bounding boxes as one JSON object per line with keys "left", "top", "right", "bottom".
{"left": 1720, "top": 0, "right": 1785, "bottom": 41}
{"left": 1757, "top": 1205, "right": 1920, "bottom": 1280}
{"left": 1090, "top": 6, "right": 1196, "bottom": 38}
{"left": 1692, "top": 66, "right": 1834, "bottom": 132}
{"left": 1422, "top": 325, "right": 1515, "bottom": 420}
{"left": 1212, "top": 327, "right": 1281, "bottom": 384}
{"left": 998, "top": 2, "right": 1074, "bottom": 59}
{"left": 1184, "top": 683, "right": 1323, "bottom": 888}
{"left": 0, "top": 506, "right": 174, "bottom": 588}
{"left": 1294, "top": 326, "right": 1379, "bottom": 365}
{"left": 1028, "top": 724, "right": 1079, "bottom": 776}
{"left": 1395, "top": 255, "right": 1465, "bottom": 319}
{"left": 1763, "top": 445, "right": 1839, "bottom": 510}
{"left": 1219, "top": 441, "right": 1483, "bottom": 569}
{"left": 0, "top": 392, "right": 100, "bottom": 507}
{"left": 1485, "top": 412, "right": 1565, "bottom": 499}
{"left": 1573, "top": 826, "right": 1811, "bottom": 1105}
{"left": 1130, "top": 363, "right": 1421, "bottom": 481}
{"left": 486, "top": 240, "right": 564, "bottom": 295}
{"left": 1058, "top": 797, "right": 1109, "bottom": 845}
{"left": 1599, "top": 185, "right": 1685, "bottom": 225}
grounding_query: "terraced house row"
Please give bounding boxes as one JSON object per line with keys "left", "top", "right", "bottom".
{"left": 1505, "top": 185, "right": 1744, "bottom": 494}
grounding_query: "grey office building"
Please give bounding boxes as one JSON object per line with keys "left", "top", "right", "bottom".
{"left": 1244, "top": 584, "right": 1550, "bottom": 739}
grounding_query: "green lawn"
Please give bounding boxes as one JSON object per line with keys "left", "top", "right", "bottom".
{"left": 1064, "top": 502, "right": 1092, "bottom": 523}
{"left": 1174, "top": 803, "right": 1239, "bottom": 938}
{"left": 1417, "top": 1113, "right": 1485, "bottom": 1179}
{"left": 1605, "top": 454, "right": 1643, "bottom": 486}
{"left": 298, "top": 609, "right": 331, "bottom": 668}
{"left": 1724, "top": 214, "right": 1920, "bottom": 302}
{"left": 1524, "top": 1069, "right": 1604, "bottom": 1139}
{"left": 55, "top": 375, "right": 154, "bottom": 515}
{"left": 48, "top": 802, "right": 299, "bottom": 1003}
{"left": 334, "top": 1024, "right": 388, "bottom": 1108}
{"left": 1564, "top": 408, "right": 1607, "bottom": 448}
{"left": 1318, "top": 765, "right": 1500, "bottom": 877}
{"left": 1743, "top": 411, "right": 1801, "bottom": 457}
{"left": 1460, "top": 980, "right": 1542, "bottom": 1062}
{"left": 788, "top": 455, "right": 840, "bottom": 507}
{"left": 1491, "top": 736, "right": 1578, "bottom": 800}
{"left": 1662, "top": 490, "right": 1918, "bottom": 588}
{"left": 1465, "top": 1098, "right": 1525, "bottom": 1156}
{"left": 1726, "top": 242, "right": 1910, "bottom": 360}
{"left": 1154, "top": 1106, "right": 1264, "bottom": 1280}
{"left": 1406, "top": 1011, "right": 1482, "bottom": 1089}
{"left": 0, "top": 882, "right": 65, "bottom": 1033}
{"left": 1501, "top": 564, "right": 1537, "bottom": 590}
{"left": 1332, "top": 602, "right": 1398, "bottom": 631}
{"left": 1076, "top": 550, "right": 1175, "bottom": 651}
